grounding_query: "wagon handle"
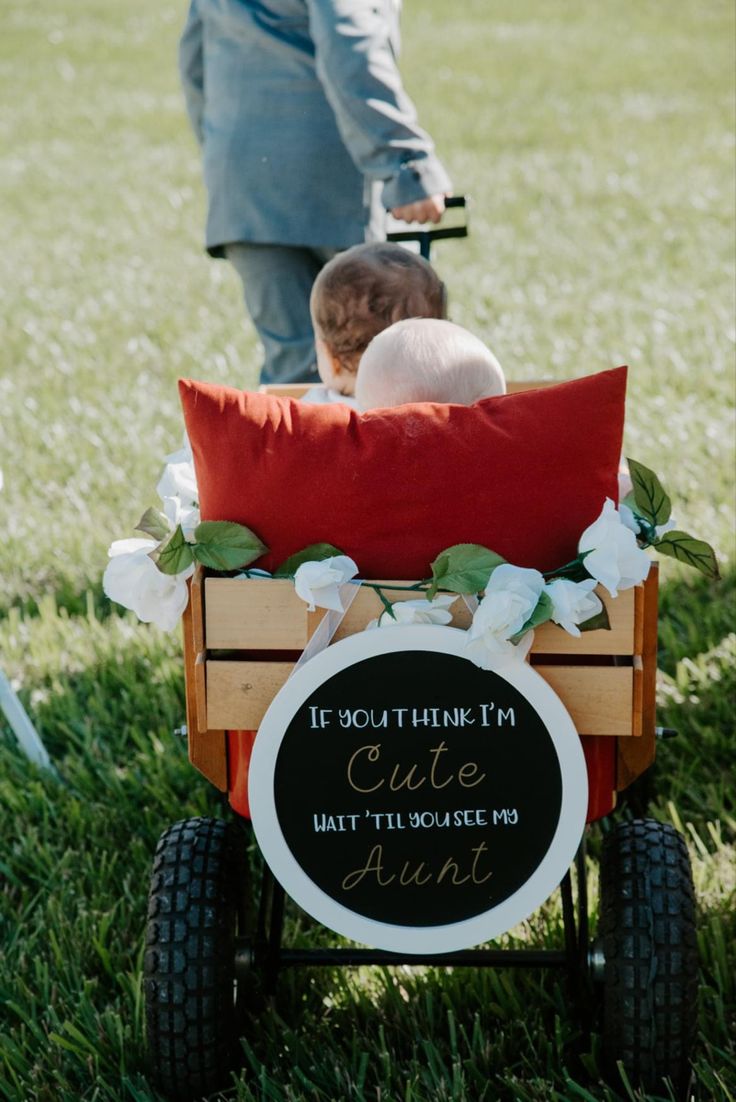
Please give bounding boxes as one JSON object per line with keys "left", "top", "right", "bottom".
{"left": 386, "top": 195, "right": 470, "bottom": 260}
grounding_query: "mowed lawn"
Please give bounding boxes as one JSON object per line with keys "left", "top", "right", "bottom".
{"left": 0, "top": 0, "right": 734, "bottom": 1099}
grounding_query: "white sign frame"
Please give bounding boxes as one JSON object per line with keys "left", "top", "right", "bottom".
{"left": 249, "top": 625, "right": 588, "bottom": 954}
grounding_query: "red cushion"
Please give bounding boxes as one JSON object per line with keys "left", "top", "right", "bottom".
{"left": 179, "top": 367, "right": 626, "bottom": 577}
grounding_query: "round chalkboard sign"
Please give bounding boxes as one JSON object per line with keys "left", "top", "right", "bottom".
{"left": 249, "top": 626, "right": 587, "bottom": 954}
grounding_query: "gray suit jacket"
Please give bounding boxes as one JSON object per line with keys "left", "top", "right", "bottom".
{"left": 179, "top": 0, "right": 451, "bottom": 252}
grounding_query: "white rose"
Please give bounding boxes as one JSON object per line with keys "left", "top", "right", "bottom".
{"left": 617, "top": 464, "right": 633, "bottom": 501}
{"left": 578, "top": 498, "right": 651, "bottom": 597}
{"left": 545, "top": 577, "right": 602, "bottom": 637}
{"left": 619, "top": 502, "right": 677, "bottom": 544}
{"left": 619, "top": 502, "right": 640, "bottom": 534}
{"left": 465, "top": 564, "right": 545, "bottom": 666}
{"left": 293, "top": 555, "right": 358, "bottom": 612}
{"left": 157, "top": 443, "right": 198, "bottom": 508}
{"left": 103, "top": 538, "right": 193, "bottom": 632}
{"left": 369, "top": 594, "right": 457, "bottom": 629}
{"left": 162, "top": 495, "right": 200, "bottom": 542}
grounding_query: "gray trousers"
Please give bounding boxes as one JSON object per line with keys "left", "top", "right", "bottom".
{"left": 225, "top": 242, "right": 338, "bottom": 385}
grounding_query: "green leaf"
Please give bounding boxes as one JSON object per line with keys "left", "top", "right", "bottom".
{"left": 513, "top": 590, "right": 553, "bottom": 640}
{"left": 579, "top": 602, "right": 611, "bottom": 633}
{"left": 375, "top": 586, "right": 397, "bottom": 622}
{"left": 274, "top": 543, "right": 345, "bottom": 578}
{"left": 654, "top": 530, "right": 720, "bottom": 580}
{"left": 546, "top": 555, "right": 593, "bottom": 583}
{"left": 192, "top": 521, "right": 267, "bottom": 572}
{"left": 621, "top": 490, "right": 637, "bottom": 513}
{"left": 626, "top": 458, "right": 672, "bottom": 526}
{"left": 135, "top": 506, "right": 170, "bottom": 542}
{"left": 156, "top": 525, "right": 194, "bottom": 575}
{"left": 428, "top": 544, "right": 505, "bottom": 599}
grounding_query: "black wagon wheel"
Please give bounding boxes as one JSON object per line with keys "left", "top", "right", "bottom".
{"left": 596, "top": 818, "right": 697, "bottom": 1097}
{"left": 144, "top": 817, "right": 254, "bottom": 1100}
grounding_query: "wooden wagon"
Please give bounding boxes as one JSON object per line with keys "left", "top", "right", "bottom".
{"left": 144, "top": 382, "right": 696, "bottom": 1102}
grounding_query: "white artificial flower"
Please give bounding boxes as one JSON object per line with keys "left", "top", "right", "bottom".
{"left": 578, "top": 498, "right": 651, "bottom": 597}
{"left": 617, "top": 465, "right": 633, "bottom": 502}
{"left": 619, "top": 502, "right": 677, "bottom": 544}
{"left": 164, "top": 435, "right": 193, "bottom": 468}
{"left": 545, "top": 577, "right": 602, "bottom": 638}
{"left": 156, "top": 437, "right": 199, "bottom": 542}
{"left": 368, "top": 594, "right": 457, "bottom": 629}
{"left": 162, "top": 495, "right": 200, "bottom": 542}
{"left": 103, "top": 538, "right": 193, "bottom": 632}
{"left": 157, "top": 440, "right": 198, "bottom": 508}
{"left": 619, "top": 502, "right": 640, "bottom": 534}
{"left": 293, "top": 555, "right": 358, "bottom": 612}
{"left": 465, "top": 564, "right": 545, "bottom": 666}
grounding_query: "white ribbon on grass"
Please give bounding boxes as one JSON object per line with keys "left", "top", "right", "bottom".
{"left": 0, "top": 669, "right": 55, "bottom": 774}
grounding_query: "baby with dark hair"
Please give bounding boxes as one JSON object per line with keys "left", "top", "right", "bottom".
{"left": 305, "top": 242, "right": 447, "bottom": 406}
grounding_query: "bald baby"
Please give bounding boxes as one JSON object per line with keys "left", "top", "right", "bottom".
{"left": 356, "top": 318, "right": 506, "bottom": 410}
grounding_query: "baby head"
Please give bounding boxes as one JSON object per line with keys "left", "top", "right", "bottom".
{"left": 356, "top": 318, "right": 506, "bottom": 410}
{"left": 310, "top": 243, "right": 446, "bottom": 396}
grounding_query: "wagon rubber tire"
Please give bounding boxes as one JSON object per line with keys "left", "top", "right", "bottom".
{"left": 144, "top": 817, "right": 252, "bottom": 1100}
{"left": 598, "top": 818, "right": 697, "bottom": 1097}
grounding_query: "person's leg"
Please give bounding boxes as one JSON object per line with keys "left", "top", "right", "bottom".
{"left": 225, "top": 243, "right": 337, "bottom": 385}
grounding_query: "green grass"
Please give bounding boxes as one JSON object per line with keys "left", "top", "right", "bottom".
{"left": 1, "top": 0, "right": 734, "bottom": 1099}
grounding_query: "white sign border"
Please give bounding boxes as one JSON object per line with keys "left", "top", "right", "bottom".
{"left": 249, "top": 625, "right": 588, "bottom": 955}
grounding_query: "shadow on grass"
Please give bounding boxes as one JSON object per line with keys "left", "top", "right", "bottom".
{"left": 0, "top": 629, "right": 228, "bottom": 1102}
{"left": 0, "top": 577, "right": 112, "bottom": 622}
{"left": 653, "top": 567, "right": 735, "bottom": 828}
{"left": 235, "top": 932, "right": 595, "bottom": 1101}
{"left": 228, "top": 898, "right": 720, "bottom": 1102}
{"left": 657, "top": 565, "right": 735, "bottom": 678}
{"left": 2, "top": 568, "right": 733, "bottom": 1102}
{"left": 222, "top": 822, "right": 736, "bottom": 1101}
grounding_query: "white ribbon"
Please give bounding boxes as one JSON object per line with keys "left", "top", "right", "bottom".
{"left": 0, "top": 668, "right": 56, "bottom": 774}
{"left": 290, "top": 581, "right": 361, "bottom": 677}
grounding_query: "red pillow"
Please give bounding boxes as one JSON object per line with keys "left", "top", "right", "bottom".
{"left": 179, "top": 367, "right": 626, "bottom": 577}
